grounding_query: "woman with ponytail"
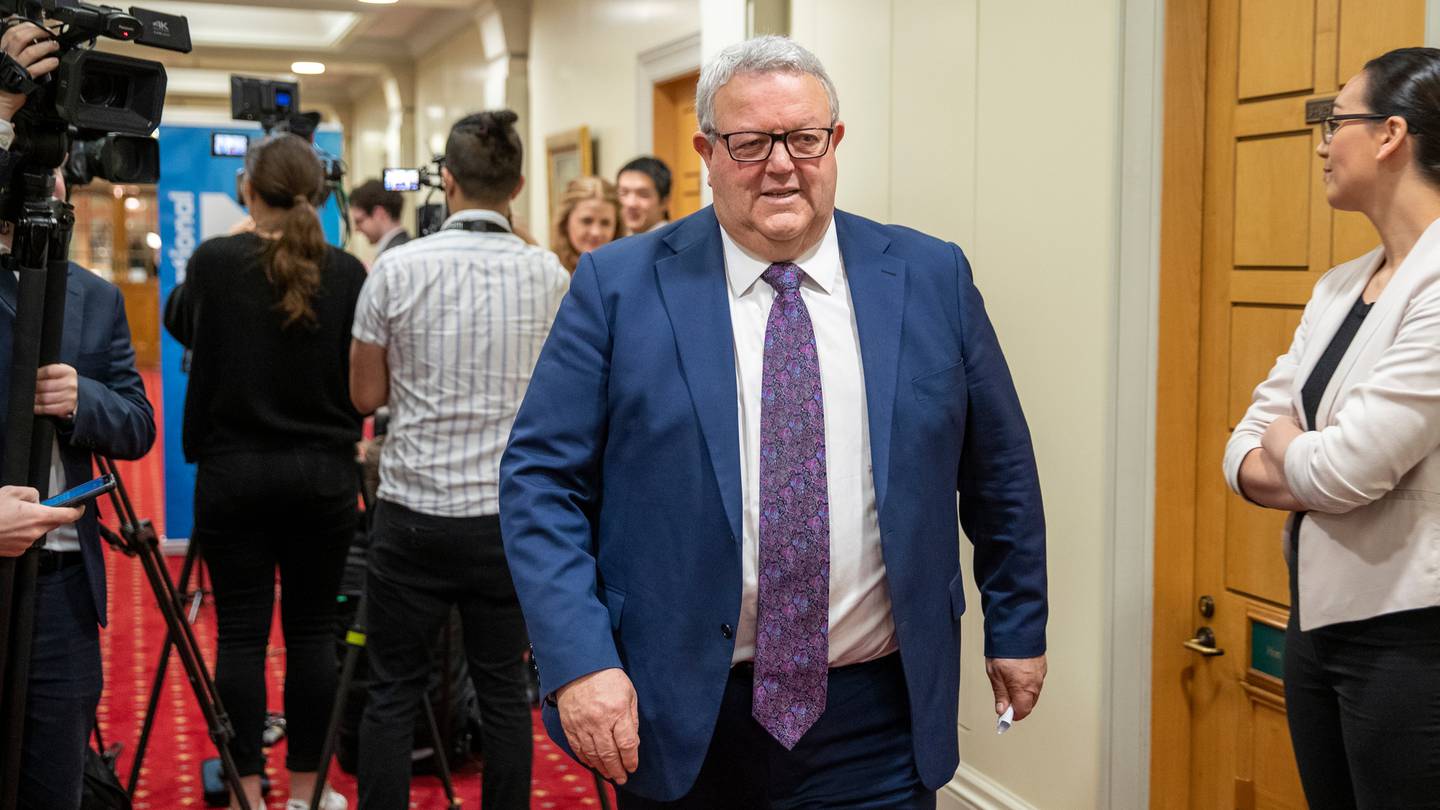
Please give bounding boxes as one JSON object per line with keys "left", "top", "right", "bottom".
{"left": 164, "top": 133, "right": 366, "bottom": 810}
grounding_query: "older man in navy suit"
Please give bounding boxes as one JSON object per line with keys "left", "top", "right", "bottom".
{"left": 501, "top": 36, "right": 1048, "bottom": 808}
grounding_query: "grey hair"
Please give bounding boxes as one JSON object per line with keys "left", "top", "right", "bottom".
{"left": 696, "top": 35, "right": 839, "bottom": 136}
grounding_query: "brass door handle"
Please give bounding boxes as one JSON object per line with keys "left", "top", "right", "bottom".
{"left": 1183, "top": 626, "right": 1225, "bottom": 656}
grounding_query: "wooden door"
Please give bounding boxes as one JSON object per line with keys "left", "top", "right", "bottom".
{"left": 1153, "top": 0, "right": 1424, "bottom": 807}
{"left": 652, "top": 70, "right": 702, "bottom": 220}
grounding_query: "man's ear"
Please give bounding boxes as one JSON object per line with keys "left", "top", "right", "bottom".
{"left": 510, "top": 174, "right": 526, "bottom": 201}
{"left": 693, "top": 130, "right": 714, "bottom": 164}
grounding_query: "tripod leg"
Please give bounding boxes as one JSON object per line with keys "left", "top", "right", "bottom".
{"left": 309, "top": 600, "right": 366, "bottom": 810}
{"left": 130, "top": 532, "right": 253, "bottom": 810}
{"left": 126, "top": 537, "right": 203, "bottom": 794}
{"left": 419, "top": 692, "right": 461, "bottom": 809}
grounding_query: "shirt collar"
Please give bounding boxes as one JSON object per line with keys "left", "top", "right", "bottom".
{"left": 719, "top": 216, "right": 839, "bottom": 299}
{"left": 374, "top": 225, "right": 406, "bottom": 252}
{"left": 441, "top": 208, "right": 511, "bottom": 232}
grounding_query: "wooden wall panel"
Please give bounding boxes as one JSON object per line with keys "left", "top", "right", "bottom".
{"left": 1237, "top": 0, "right": 1316, "bottom": 99}
{"left": 1228, "top": 305, "right": 1304, "bottom": 425}
{"left": 1336, "top": 0, "right": 1425, "bottom": 83}
{"left": 1234, "top": 135, "right": 1313, "bottom": 266}
{"left": 1251, "top": 698, "right": 1306, "bottom": 809}
{"left": 1225, "top": 495, "right": 1291, "bottom": 605}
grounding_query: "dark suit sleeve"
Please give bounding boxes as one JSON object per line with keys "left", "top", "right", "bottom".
{"left": 499, "top": 253, "right": 622, "bottom": 698}
{"left": 952, "top": 243, "right": 1048, "bottom": 659}
{"left": 68, "top": 285, "right": 156, "bottom": 461}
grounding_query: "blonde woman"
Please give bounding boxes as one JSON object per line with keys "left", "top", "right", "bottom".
{"left": 551, "top": 175, "right": 625, "bottom": 272}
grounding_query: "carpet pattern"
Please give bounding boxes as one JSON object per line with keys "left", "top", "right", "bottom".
{"left": 94, "top": 369, "right": 617, "bottom": 809}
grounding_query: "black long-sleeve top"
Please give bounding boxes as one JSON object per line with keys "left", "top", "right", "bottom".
{"left": 165, "top": 233, "right": 367, "bottom": 461}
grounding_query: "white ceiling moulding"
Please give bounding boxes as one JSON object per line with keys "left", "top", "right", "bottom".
{"left": 137, "top": 1, "right": 361, "bottom": 50}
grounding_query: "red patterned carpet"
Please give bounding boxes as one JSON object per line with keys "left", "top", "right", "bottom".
{"left": 95, "top": 369, "right": 617, "bottom": 809}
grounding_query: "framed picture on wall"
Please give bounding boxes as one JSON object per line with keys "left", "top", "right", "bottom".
{"left": 546, "top": 125, "right": 593, "bottom": 227}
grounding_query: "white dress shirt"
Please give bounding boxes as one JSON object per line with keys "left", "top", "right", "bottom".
{"left": 721, "top": 217, "right": 898, "bottom": 666}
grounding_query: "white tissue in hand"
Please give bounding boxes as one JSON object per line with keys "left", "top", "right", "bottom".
{"left": 996, "top": 706, "right": 1015, "bottom": 735}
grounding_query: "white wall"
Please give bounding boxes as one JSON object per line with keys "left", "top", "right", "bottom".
{"left": 527, "top": 0, "right": 701, "bottom": 246}
{"left": 789, "top": 2, "right": 1128, "bottom": 807}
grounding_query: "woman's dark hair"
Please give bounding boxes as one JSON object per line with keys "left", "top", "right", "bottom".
{"left": 243, "top": 134, "right": 327, "bottom": 329}
{"left": 445, "top": 109, "right": 523, "bottom": 205}
{"left": 1364, "top": 47, "right": 1440, "bottom": 186}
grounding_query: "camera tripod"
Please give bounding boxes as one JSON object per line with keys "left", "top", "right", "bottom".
{"left": 0, "top": 151, "right": 88, "bottom": 809}
{"left": 90, "top": 455, "right": 253, "bottom": 810}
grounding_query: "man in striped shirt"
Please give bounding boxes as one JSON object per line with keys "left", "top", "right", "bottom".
{"left": 349, "top": 109, "right": 569, "bottom": 810}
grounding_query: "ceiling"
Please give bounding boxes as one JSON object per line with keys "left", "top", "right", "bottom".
{"left": 93, "top": 0, "right": 491, "bottom": 109}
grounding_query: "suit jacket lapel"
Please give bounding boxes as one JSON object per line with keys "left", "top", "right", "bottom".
{"left": 835, "top": 211, "right": 905, "bottom": 515}
{"left": 655, "top": 210, "right": 743, "bottom": 543}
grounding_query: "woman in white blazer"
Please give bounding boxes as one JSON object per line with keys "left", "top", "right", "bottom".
{"left": 1225, "top": 48, "right": 1440, "bottom": 809}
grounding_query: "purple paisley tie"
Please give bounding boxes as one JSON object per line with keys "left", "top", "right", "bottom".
{"left": 752, "top": 261, "right": 830, "bottom": 750}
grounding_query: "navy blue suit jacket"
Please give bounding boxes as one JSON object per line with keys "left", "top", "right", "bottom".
{"left": 499, "top": 207, "right": 1046, "bottom": 800}
{"left": 0, "top": 263, "right": 157, "bottom": 626}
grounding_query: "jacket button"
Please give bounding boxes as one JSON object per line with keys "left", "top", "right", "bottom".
{"left": 720, "top": 623, "right": 734, "bottom": 639}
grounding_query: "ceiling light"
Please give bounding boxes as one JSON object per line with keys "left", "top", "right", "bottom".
{"left": 291, "top": 61, "right": 326, "bottom": 75}
{"left": 358, "top": 0, "right": 399, "bottom": 4}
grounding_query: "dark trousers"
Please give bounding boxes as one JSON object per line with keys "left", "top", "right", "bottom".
{"left": 357, "top": 500, "right": 532, "bottom": 810}
{"left": 619, "top": 653, "right": 933, "bottom": 810}
{"left": 194, "top": 448, "right": 356, "bottom": 776}
{"left": 1285, "top": 559, "right": 1440, "bottom": 809}
{"left": 18, "top": 565, "right": 102, "bottom": 810}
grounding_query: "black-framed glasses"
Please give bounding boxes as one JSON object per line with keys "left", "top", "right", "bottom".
{"left": 1321, "top": 113, "right": 1392, "bottom": 144}
{"left": 713, "top": 127, "right": 835, "bottom": 162}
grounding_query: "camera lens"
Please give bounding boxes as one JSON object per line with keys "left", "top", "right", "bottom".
{"left": 79, "top": 70, "right": 127, "bottom": 107}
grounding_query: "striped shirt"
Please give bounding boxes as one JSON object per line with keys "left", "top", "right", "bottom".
{"left": 352, "top": 208, "right": 569, "bottom": 517}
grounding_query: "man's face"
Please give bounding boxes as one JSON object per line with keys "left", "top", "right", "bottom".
{"left": 350, "top": 205, "right": 386, "bottom": 244}
{"left": 694, "top": 71, "right": 843, "bottom": 261}
{"left": 617, "top": 170, "right": 666, "bottom": 232}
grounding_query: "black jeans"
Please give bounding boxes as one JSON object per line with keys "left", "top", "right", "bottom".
{"left": 1285, "top": 558, "right": 1440, "bottom": 808}
{"left": 358, "top": 501, "right": 531, "bottom": 810}
{"left": 194, "top": 448, "right": 356, "bottom": 776}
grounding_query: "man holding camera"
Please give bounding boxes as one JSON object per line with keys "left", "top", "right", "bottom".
{"left": 0, "top": 20, "right": 157, "bottom": 809}
{"left": 348, "top": 110, "right": 568, "bottom": 810}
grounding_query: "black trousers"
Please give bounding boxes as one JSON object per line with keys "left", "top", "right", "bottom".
{"left": 18, "top": 564, "right": 102, "bottom": 810}
{"left": 1285, "top": 557, "right": 1440, "bottom": 809}
{"left": 194, "top": 448, "right": 356, "bottom": 776}
{"left": 357, "top": 500, "right": 532, "bottom": 810}
{"left": 618, "top": 653, "right": 933, "bottom": 810}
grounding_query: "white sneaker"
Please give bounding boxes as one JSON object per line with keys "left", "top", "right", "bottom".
{"left": 285, "top": 787, "right": 347, "bottom": 810}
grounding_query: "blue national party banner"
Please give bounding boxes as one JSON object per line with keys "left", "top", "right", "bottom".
{"left": 156, "top": 122, "right": 345, "bottom": 540}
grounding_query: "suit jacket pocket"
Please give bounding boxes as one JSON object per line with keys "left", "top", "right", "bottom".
{"left": 949, "top": 570, "right": 966, "bottom": 620}
{"left": 913, "top": 360, "right": 966, "bottom": 402}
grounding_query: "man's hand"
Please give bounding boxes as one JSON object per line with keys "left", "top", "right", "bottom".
{"left": 555, "top": 667, "right": 640, "bottom": 784}
{"left": 0, "top": 22, "right": 59, "bottom": 122}
{"left": 0, "top": 486, "right": 82, "bottom": 556}
{"left": 986, "top": 655, "right": 1047, "bottom": 722}
{"left": 34, "top": 363, "right": 77, "bottom": 419}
